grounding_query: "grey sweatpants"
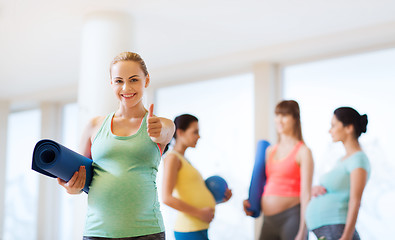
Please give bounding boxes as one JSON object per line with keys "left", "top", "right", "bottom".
{"left": 83, "top": 232, "right": 165, "bottom": 240}
{"left": 259, "top": 204, "right": 301, "bottom": 240}
{"left": 312, "top": 224, "right": 360, "bottom": 240}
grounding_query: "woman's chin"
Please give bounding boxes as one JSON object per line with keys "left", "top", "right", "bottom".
{"left": 121, "top": 100, "right": 138, "bottom": 108}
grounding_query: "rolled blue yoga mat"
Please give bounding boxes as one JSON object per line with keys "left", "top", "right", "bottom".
{"left": 32, "top": 139, "right": 93, "bottom": 193}
{"left": 247, "top": 140, "right": 270, "bottom": 218}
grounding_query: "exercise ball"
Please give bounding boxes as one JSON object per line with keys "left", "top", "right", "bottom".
{"left": 205, "top": 175, "right": 228, "bottom": 203}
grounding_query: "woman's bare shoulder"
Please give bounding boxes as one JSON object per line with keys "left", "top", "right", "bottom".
{"left": 91, "top": 116, "right": 106, "bottom": 127}
{"left": 83, "top": 116, "right": 107, "bottom": 140}
{"left": 163, "top": 151, "right": 182, "bottom": 170}
{"left": 299, "top": 143, "right": 312, "bottom": 156}
{"left": 164, "top": 151, "right": 180, "bottom": 162}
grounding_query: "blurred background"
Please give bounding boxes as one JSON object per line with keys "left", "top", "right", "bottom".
{"left": 1, "top": 0, "right": 395, "bottom": 239}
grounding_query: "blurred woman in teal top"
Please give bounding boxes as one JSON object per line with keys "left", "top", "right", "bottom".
{"left": 57, "top": 52, "right": 175, "bottom": 239}
{"left": 305, "top": 107, "right": 370, "bottom": 240}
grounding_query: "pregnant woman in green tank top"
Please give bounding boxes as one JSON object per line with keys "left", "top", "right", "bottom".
{"left": 57, "top": 52, "right": 175, "bottom": 240}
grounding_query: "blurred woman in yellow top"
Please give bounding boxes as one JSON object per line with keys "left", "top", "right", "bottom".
{"left": 162, "top": 114, "right": 232, "bottom": 240}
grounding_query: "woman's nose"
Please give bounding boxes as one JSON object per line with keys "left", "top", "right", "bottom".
{"left": 122, "top": 82, "right": 130, "bottom": 91}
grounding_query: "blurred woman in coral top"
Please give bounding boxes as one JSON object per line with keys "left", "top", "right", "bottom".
{"left": 244, "top": 100, "right": 314, "bottom": 240}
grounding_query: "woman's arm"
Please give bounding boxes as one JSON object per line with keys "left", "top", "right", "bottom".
{"left": 147, "top": 104, "right": 175, "bottom": 149}
{"left": 156, "top": 117, "right": 175, "bottom": 148}
{"left": 296, "top": 146, "right": 314, "bottom": 240}
{"left": 57, "top": 116, "right": 103, "bottom": 194}
{"left": 78, "top": 117, "right": 98, "bottom": 158}
{"left": 162, "top": 153, "right": 214, "bottom": 223}
{"left": 339, "top": 168, "right": 368, "bottom": 240}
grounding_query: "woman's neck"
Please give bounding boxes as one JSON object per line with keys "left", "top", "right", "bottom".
{"left": 278, "top": 133, "right": 299, "bottom": 145}
{"left": 173, "top": 142, "right": 188, "bottom": 156}
{"left": 116, "top": 102, "right": 146, "bottom": 119}
{"left": 342, "top": 137, "right": 361, "bottom": 157}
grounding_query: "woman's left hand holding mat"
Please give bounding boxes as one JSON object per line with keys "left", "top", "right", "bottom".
{"left": 57, "top": 166, "right": 86, "bottom": 194}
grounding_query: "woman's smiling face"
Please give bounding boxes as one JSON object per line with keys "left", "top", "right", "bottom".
{"left": 110, "top": 60, "right": 150, "bottom": 107}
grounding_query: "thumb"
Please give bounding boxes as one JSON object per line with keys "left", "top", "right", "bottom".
{"left": 148, "top": 104, "right": 154, "bottom": 117}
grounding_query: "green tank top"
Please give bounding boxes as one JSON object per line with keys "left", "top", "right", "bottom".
{"left": 84, "top": 112, "right": 164, "bottom": 238}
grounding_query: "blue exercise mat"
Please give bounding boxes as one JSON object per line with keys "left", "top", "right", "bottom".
{"left": 247, "top": 139, "right": 270, "bottom": 218}
{"left": 32, "top": 139, "right": 93, "bottom": 193}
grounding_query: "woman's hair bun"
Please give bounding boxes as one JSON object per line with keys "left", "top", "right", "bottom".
{"left": 360, "top": 114, "right": 368, "bottom": 133}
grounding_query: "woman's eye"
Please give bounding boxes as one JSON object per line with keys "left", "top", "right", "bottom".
{"left": 131, "top": 78, "right": 138, "bottom": 82}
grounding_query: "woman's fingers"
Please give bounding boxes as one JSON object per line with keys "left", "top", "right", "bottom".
{"left": 312, "top": 185, "right": 327, "bottom": 197}
{"left": 243, "top": 199, "right": 251, "bottom": 208}
{"left": 57, "top": 178, "right": 66, "bottom": 186}
{"left": 67, "top": 171, "right": 79, "bottom": 187}
{"left": 147, "top": 108, "right": 162, "bottom": 138}
{"left": 57, "top": 166, "right": 86, "bottom": 194}
{"left": 243, "top": 199, "right": 254, "bottom": 216}
{"left": 200, "top": 207, "right": 215, "bottom": 223}
{"left": 76, "top": 166, "right": 86, "bottom": 189}
{"left": 223, "top": 189, "right": 232, "bottom": 202}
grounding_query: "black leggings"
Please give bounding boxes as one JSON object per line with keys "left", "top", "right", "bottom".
{"left": 312, "top": 224, "right": 360, "bottom": 240}
{"left": 259, "top": 204, "right": 300, "bottom": 240}
{"left": 83, "top": 232, "right": 165, "bottom": 240}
